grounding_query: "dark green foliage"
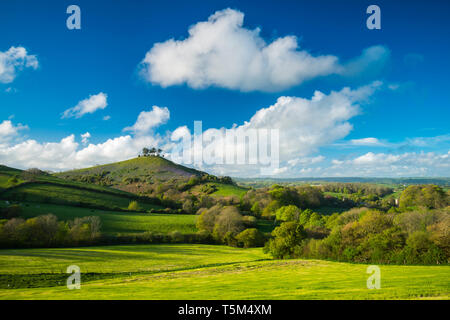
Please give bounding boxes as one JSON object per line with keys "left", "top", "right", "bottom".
{"left": 0, "top": 204, "right": 21, "bottom": 219}
{"left": 263, "top": 221, "right": 307, "bottom": 259}
{"left": 236, "top": 228, "right": 265, "bottom": 248}
{"left": 0, "top": 214, "right": 101, "bottom": 248}
{"left": 197, "top": 205, "right": 246, "bottom": 244}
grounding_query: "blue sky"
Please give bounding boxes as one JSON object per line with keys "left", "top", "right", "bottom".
{"left": 0, "top": 0, "right": 449, "bottom": 177}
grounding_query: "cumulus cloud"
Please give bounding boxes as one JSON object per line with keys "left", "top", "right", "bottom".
{"left": 327, "top": 151, "right": 450, "bottom": 177}
{"left": 0, "top": 117, "right": 163, "bottom": 171}
{"left": 0, "top": 46, "right": 38, "bottom": 83}
{"left": 0, "top": 120, "right": 28, "bottom": 143}
{"left": 81, "top": 132, "right": 91, "bottom": 145}
{"left": 61, "top": 92, "right": 108, "bottom": 119}
{"left": 168, "top": 82, "right": 382, "bottom": 176}
{"left": 0, "top": 83, "right": 380, "bottom": 173}
{"left": 140, "top": 8, "right": 389, "bottom": 92}
{"left": 123, "top": 105, "right": 170, "bottom": 134}
{"left": 230, "top": 81, "right": 381, "bottom": 159}
{"left": 252, "top": 150, "right": 450, "bottom": 178}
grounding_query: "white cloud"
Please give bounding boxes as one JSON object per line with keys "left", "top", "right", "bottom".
{"left": 405, "top": 135, "right": 450, "bottom": 148}
{"left": 140, "top": 8, "right": 389, "bottom": 92}
{"left": 61, "top": 92, "right": 108, "bottom": 119}
{"left": 0, "top": 116, "right": 164, "bottom": 171}
{"left": 168, "top": 82, "right": 382, "bottom": 176}
{"left": 232, "top": 82, "right": 381, "bottom": 159}
{"left": 103, "top": 115, "right": 111, "bottom": 121}
{"left": 0, "top": 46, "right": 38, "bottom": 83}
{"left": 287, "top": 156, "right": 325, "bottom": 167}
{"left": 349, "top": 137, "right": 384, "bottom": 146}
{"left": 2, "top": 81, "right": 447, "bottom": 177}
{"left": 81, "top": 132, "right": 91, "bottom": 145}
{"left": 0, "top": 120, "right": 28, "bottom": 143}
{"left": 327, "top": 151, "right": 450, "bottom": 177}
{"left": 123, "top": 105, "right": 170, "bottom": 134}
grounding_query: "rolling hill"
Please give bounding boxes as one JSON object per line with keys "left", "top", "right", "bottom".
{"left": 54, "top": 156, "right": 248, "bottom": 198}
{"left": 0, "top": 165, "right": 163, "bottom": 212}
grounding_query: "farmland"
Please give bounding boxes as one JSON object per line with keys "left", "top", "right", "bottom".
{"left": 13, "top": 202, "right": 198, "bottom": 236}
{"left": 0, "top": 244, "right": 448, "bottom": 300}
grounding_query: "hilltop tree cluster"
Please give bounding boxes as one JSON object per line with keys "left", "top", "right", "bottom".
{"left": 140, "top": 147, "right": 163, "bottom": 157}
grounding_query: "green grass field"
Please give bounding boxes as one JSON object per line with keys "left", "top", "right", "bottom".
{"left": 6, "top": 202, "right": 197, "bottom": 236}
{"left": 0, "top": 244, "right": 448, "bottom": 300}
{"left": 0, "top": 165, "right": 164, "bottom": 212}
{"left": 210, "top": 183, "right": 248, "bottom": 197}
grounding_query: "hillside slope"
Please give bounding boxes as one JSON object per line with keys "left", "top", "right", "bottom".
{"left": 55, "top": 156, "right": 204, "bottom": 184}
{"left": 0, "top": 165, "right": 163, "bottom": 212}
{"left": 55, "top": 156, "right": 247, "bottom": 198}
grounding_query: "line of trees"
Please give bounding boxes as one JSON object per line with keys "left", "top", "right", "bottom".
{"left": 264, "top": 206, "right": 449, "bottom": 265}
{"left": 196, "top": 204, "right": 266, "bottom": 247}
{"left": 0, "top": 214, "right": 101, "bottom": 248}
{"left": 319, "top": 183, "right": 394, "bottom": 197}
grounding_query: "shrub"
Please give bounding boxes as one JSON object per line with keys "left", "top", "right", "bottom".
{"left": 236, "top": 228, "right": 265, "bottom": 248}
{"left": 264, "top": 221, "right": 307, "bottom": 259}
{"left": 261, "top": 200, "right": 281, "bottom": 219}
{"left": 212, "top": 206, "right": 244, "bottom": 242}
{"left": 127, "top": 201, "right": 142, "bottom": 211}
{"left": 196, "top": 205, "right": 222, "bottom": 232}
{"left": 169, "top": 231, "right": 183, "bottom": 243}
{"left": 250, "top": 201, "right": 261, "bottom": 216}
{"left": 275, "top": 205, "right": 300, "bottom": 222}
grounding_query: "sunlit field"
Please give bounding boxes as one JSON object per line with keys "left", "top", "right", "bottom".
{"left": 0, "top": 244, "right": 448, "bottom": 300}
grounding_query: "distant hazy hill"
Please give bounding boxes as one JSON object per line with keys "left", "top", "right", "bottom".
{"left": 235, "top": 177, "right": 450, "bottom": 188}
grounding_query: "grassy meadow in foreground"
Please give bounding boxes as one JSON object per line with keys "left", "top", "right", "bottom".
{"left": 0, "top": 244, "right": 448, "bottom": 300}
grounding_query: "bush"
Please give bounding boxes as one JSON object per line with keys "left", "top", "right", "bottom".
{"left": 250, "top": 202, "right": 261, "bottom": 217}
{"left": 212, "top": 206, "right": 244, "bottom": 242}
{"left": 262, "top": 200, "right": 280, "bottom": 219}
{"left": 169, "top": 231, "right": 184, "bottom": 243}
{"left": 127, "top": 201, "right": 142, "bottom": 211}
{"left": 275, "top": 205, "right": 300, "bottom": 222}
{"left": 263, "top": 221, "right": 307, "bottom": 259}
{"left": 236, "top": 228, "right": 265, "bottom": 248}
